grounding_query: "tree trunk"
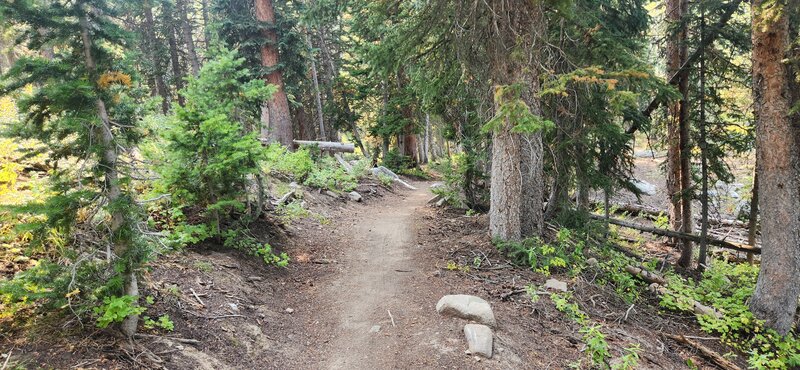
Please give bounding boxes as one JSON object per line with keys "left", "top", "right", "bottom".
{"left": 489, "top": 112, "right": 522, "bottom": 241}
{"left": 666, "top": 0, "right": 692, "bottom": 267}
{"left": 164, "top": 3, "right": 185, "bottom": 106}
{"left": 143, "top": 0, "right": 170, "bottom": 114}
{"left": 79, "top": 9, "right": 138, "bottom": 338}
{"left": 748, "top": 0, "right": 800, "bottom": 336}
{"left": 746, "top": 169, "right": 759, "bottom": 264}
{"left": 177, "top": 0, "right": 200, "bottom": 76}
{"left": 422, "top": 113, "right": 430, "bottom": 164}
{"left": 698, "top": 8, "right": 709, "bottom": 271}
{"left": 306, "top": 32, "right": 326, "bottom": 140}
{"left": 255, "top": 0, "right": 293, "bottom": 147}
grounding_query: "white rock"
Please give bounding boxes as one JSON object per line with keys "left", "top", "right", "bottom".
{"left": 464, "top": 324, "right": 493, "bottom": 358}
{"left": 436, "top": 295, "right": 496, "bottom": 327}
{"left": 586, "top": 258, "right": 599, "bottom": 267}
{"left": 348, "top": 191, "right": 363, "bottom": 202}
{"left": 285, "top": 307, "right": 295, "bottom": 314}
{"left": 430, "top": 182, "right": 446, "bottom": 190}
{"left": 544, "top": 278, "right": 568, "bottom": 292}
{"left": 370, "top": 325, "right": 381, "bottom": 333}
{"left": 632, "top": 179, "right": 657, "bottom": 196}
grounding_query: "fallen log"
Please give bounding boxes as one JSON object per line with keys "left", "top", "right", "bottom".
{"left": 333, "top": 153, "right": 353, "bottom": 173}
{"left": 590, "top": 214, "right": 760, "bottom": 255}
{"left": 596, "top": 201, "right": 750, "bottom": 229}
{"left": 663, "top": 333, "right": 741, "bottom": 370}
{"left": 293, "top": 140, "right": 355, "bottom": 153}
{"left": 624, "top": 265, "right": 667, "bottom": 285}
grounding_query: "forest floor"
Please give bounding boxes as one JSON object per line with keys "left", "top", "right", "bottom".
{"left": 2, "top": 174, "right": 750, "bottom": 369}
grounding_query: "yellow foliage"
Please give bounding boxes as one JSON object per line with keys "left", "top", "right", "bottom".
{"left": 97, "top": 71, "right": 132, "bottom": 89}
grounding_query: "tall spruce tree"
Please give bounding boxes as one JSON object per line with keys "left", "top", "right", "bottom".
{"left": 0, "top": 0, "right": 148, "bottom": 336}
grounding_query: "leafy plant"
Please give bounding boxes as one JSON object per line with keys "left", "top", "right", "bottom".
{"left": 94, "top": 295, "right": 146, "bottom": 329}
{"left": 143, "top": 314, "right": 174, "bottom": 331}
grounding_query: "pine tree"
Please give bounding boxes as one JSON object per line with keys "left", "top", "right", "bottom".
{"left": 0, "top": 0, "right": 148, "bottom": 337}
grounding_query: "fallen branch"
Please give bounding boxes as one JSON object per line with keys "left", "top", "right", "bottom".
{"left": 624, "top": 265, "right": 667, "bottom": 285}
{"left": 590, "top": 214, "right": 760, "bottom": 255}
{"left": 189, "top": 288, "right": 205, "bottom": 307}
{"left": 292, "top": 140, "right": 355, "bottom": 153}
{"left": 134, "top": 333, "right": 201, "bottom": 345}
{"left": 387, "top": 310, "right": 396, "bottom": 327}
{"left": 334, "top": 153, "right": 353, "bottom": 173}
{"left": 664, "top": 333, "right": 741, "bottom": 370}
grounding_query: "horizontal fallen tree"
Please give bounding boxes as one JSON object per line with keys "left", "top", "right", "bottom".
{"left": 293, "top": 140, "right": 355, "bottom": 153}
{"left": 595, "top": 201, "right": 750, "bottom": 229}
{"left": 589, "top": 214, "right": 760, "bottom": 255}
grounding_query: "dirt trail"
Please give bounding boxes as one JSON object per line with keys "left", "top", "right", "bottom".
{"left": 316, "top": 182, "right": 433, "bottom": 369}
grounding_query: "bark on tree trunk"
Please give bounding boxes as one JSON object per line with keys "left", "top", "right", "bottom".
{"left": 143, "top": 0, "right": 170, "bottom": 114}
{"left": 746, "top": 169, "right": 759, "bottom": 264}
{"left": 748, "top": 0, "right": 800, "bottom": 336}
{"left": 306, "top": 32, "right": 326, "bottom": 140}
{"left": 165, "top": 5, "right": 185, "bottom": 106}
{"left": 255, "top": 0, "right": 293, "bottom": 147}
{"left": 79, "top": 10, "right": 138, "bottom": 338}
{"left": 489, "top": 114, "right": 522, "bottom": 241}
{"left": 177, "top": 0, "right": 200, "bottom": 76}
{"left": 666, "top": 0, "right": 693, "bottom": 267}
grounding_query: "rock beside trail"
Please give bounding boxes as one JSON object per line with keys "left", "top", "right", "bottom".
{"left": 464, "top": 324, "right": 493, "bottom": 358}
{"left": 348, "top": 191, "right": 363, "bottom": 202}
{"left": 436, "top": 295, "right": 496, "bottom": 327}
{"left": 632, "top": 179, "right": 657, "bottom": 196}
{"left": 544, "top": 278, "right": 568, "bottom": 292}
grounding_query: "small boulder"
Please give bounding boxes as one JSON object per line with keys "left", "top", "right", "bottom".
{"left": 632, "top": 179, "right": 657, "bottom": 196}
{"left": 436, "top": 295, "right": 496, "bottom": 327}
{"left": 370, "top": 325, "right": 381, "bottom": 333}
{"left": 464, "top": 324, "right": 493, "bottom": 358}
{"left": 325, "top": 190, "right": 339, "bottom": 199}
{"left": 544, "top": 278, "right": 568, "bottom": 292}
{"left": 586, "top": 258, "right": 599, "bottom": 267}
{"left": 348, "top": 191, "right": 363, "bottom": 202}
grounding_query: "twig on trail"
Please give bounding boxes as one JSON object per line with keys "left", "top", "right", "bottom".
{"left": 623, "top": 304, "right": 635, "bottom": 321}
{"left": 134, "top": 333, "right": 201, "bottom": 345}
{"left": 190, "top": 288, "right": 205, "bottom": 306}
{"left": 394, "top": 269, "right": 412, "bottom": 272}
{"left": 186, "top": 311, "right": 245, "bottom": 320}
{"left": 684, "top": 335, "right": 720, "bottom": 341}
{"left": 387, "top": 310, "right": 396, "bottom": 327}
{"left": 664, "top": 333, "right": 741, "bottom": 370}
{"left": 1, "top": 347, "right": 13, "bottom": 370}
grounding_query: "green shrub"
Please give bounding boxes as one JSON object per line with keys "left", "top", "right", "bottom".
{"left": 659, "top": 260, "right": 800, "bottom": 368}
{"left": 94, "top": 295, "right": 146, "bottom": 329}
{"left": 495, "top": 228, "right": 585, "bottom": 276}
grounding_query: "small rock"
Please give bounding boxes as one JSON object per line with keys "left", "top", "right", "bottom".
{"left": 430, "top": 182, "right": 445, "bottom": 190}
{"left": 348, "top": 191, "right": 363, "bottom": 202}
{"left": 370, "top": 325, "right": 381, "bottom": 333}
{"left": 464, "top": 323, "right": 493, "bottom": 358}
{"left": 586, "top": 258, "right": 598, "bottom": 267}
{"left": 436, "top": 295, "right": 496, "bottom": 327}
{"left": 228, "top": 303, "right": 239, "bottom": 311}
{"left": 325, "top": 190, "right": 339, "bottom": 198}
{"left": 289, "top": 181, "right": 299, "bottom": 189}
{"left": 175, "top": 344, "right": 184, "bottom": 351}
{"left": 544, "top": 278, "right": 568, "bottom": 292}
{"left": 285, "top": 307, "right": 295, "bottom": 314}
{"left": 632, "top": 179, "right": 657, "bottom": 196}
{"left": 435, "top": 198, "right": 447, "bottom": 207}
{"left": 427, "top": 194, "right": 443, "bottom": 204}
{"left": 248, "top": 276, "right": 263, "bottom": 282}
